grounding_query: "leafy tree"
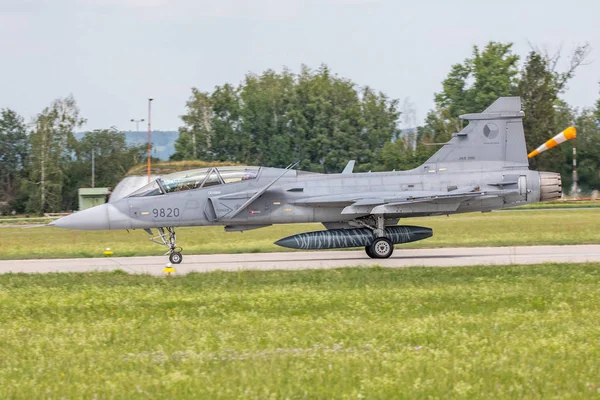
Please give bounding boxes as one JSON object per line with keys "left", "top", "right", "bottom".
{"left": 517, "top": 51, "right": 560, "bottom": 171}
{"left": 209, "top": 83, "right": 243, "bottom": 163}
{"left": 416, "top": 42, "right": 521, "bottom": 164}
{"left": 380, "top": 139, "right": 431, "bottom": 172}
{"left": 238, "top": 69, "right": 295, "bottom": 167}
{"left": 173, "top": 65, "right": 401, "bottom": 173}
{"left": 172, "top": 89, "right": 214, "bottom": 161}
{"left": 26, "top": 95, "right": 84, "bottom": 213}
{"left": 60, "top": 128, "right": 146, "bottom": 210}
{"left": 0, "top": 109, "right": 28, "bottom": 210}
{"left": 416, "top": 107, "right": 462, "bottom": 161}
{"left": 559, "top": 107, "right": 600, "bottom": 193}
{"left": 469, "top": 43, "right": 520, "bottom": 112}
{"left": 354, "top": 87, "right": 400, "bottom": 171}
{"left": 540, "top": 43, "right": 591, "bottom": 95}
{"left": 517, "top": 44, "right": 590, "bottom": 185}
{"left": 288, "top": 65, "right": 366, "bottom": 172}
{"left": 434, "top": 63, "right": 472, "bottom": 119}
{"left": 287, "top": 65, "right": 399, "bottom": 172}
{"left": 435, "top": 42, "right": 520, "bottom": 118}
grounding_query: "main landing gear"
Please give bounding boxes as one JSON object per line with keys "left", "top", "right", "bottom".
{"left": 146, "top": 227, "right": 183, "bottom": 264}
{"left": 356, "top": 215, "right": 395, "bottom": 259}
{"left": 365, "top": 237, "right": 394, "bottom": 259}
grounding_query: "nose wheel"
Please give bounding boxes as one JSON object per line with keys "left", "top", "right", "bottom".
{"left": 146, "top": 227, "right": 184, "bottom": 264}
{"left": 169, "top": 251, "right": 183, "bottom": 264}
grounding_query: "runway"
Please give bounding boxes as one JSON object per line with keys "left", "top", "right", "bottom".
{"left": 1, "top": 245, "right": 600, "bottom": 275}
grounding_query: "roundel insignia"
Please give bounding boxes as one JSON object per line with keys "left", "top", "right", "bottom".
{"left": 483, "top": 123, "right": 499, "bottom": 139}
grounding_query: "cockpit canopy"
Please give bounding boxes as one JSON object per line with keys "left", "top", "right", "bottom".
{"left": 128, "top": 166, "right": 260, "bottom": 197}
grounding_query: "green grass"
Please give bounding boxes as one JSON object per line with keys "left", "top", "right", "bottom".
{"left": 0, "top": 217, "right": 55, "bottom": 225}
{"left": 515, "top": 199, "right": 600, "bottom": 209}
{"left": 1, "top": 264, "right": 600, "bottom": 398}
{"left": 1, "top": 209, "right": 599, "bottom": 259}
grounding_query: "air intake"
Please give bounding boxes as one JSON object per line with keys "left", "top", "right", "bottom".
{"left": 539, "top": 172, "right": 562, "bottom": 201}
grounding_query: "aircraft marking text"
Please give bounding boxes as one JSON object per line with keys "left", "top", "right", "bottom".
{"left": 153, "top": 208, "right": 180, "bottom": 218}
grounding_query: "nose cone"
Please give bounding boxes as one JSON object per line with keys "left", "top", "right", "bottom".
{"left": 50, "top": 204, "right": 112, "bottom": 230}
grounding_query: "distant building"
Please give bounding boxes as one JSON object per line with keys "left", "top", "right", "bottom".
{"left": 78, "top": 188, "right": 111, "bottom": 210}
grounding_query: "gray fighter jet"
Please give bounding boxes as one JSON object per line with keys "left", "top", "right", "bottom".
{"left": 51, "top": 97, "right": 562, "bottom": 264}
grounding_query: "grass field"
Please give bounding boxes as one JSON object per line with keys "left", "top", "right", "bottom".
{"left": 1, "top": 264, "right": 600, "bottom": 398}
{"left": 1, "top": 209, "right": 599, "bottom": 259}
{"left": 516, "top": 199, "right": 600, "bottom": 209}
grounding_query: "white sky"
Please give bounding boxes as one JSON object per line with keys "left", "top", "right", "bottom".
{"left": 1, "top": 0, "right": 598, "bottom": 131}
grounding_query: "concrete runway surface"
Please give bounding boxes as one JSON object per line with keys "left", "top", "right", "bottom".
{"left": 1, "top": 245, "right": 600, "bottom": 275}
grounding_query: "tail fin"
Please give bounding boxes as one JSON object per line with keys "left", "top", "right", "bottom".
{"left": 424, "top": 97, "right": 528, "bottom": 168}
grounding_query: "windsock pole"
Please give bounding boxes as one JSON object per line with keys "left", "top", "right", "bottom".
{"left": 528, "top": 126, "right": 577, "bottom": 158}
{"left": 572, "top": 136, "right": 578, "bottom": 198}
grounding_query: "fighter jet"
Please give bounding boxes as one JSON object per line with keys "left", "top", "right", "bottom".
{"left": 51, "top": 97, "right": 563, "bottom": 264}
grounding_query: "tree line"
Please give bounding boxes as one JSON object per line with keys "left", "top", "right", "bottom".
{"left": 172, "top": 65, "right": 400, "bottom": 173}
{"left": 1, "top": 41, "right": 599, "bottom": 214}
{"left": 0, "top": 97, "right": 145, "bottom": 214}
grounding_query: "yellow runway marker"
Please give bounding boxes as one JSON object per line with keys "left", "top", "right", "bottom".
{"left": 163, "top": 263, "right": 176, "bottom": 275}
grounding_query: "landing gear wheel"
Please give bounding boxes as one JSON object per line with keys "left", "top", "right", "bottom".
{"left": 147, "top": 227, "right": 184, "bottom": 264}
{"left": 369, "top": 237, "right": 394, "bottom": 259}
{"left": 365, "top": 245, "right": 375, "bottom": 258}
{"left": 169, "top": 252, "right": 183, "bottom": 264}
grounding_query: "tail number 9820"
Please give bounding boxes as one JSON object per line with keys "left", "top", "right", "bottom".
{"left": 152, "top": 208, "right": 180, "bottom": 218}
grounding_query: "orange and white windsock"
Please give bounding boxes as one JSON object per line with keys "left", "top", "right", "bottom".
{"left": 528, "top": 126, "right": 577, "bottom": 158}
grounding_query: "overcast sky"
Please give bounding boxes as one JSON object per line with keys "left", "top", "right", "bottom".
{"left": 1, "top": 0, "right": 598, "bottom": 131}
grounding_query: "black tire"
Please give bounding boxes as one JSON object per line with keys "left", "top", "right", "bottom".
{"left": 365, "top": 245, "right": 375, "bottom": 258}
{"left": 369, "top": 237, "right": 394, "bottom": 259}
{"left": 169, "top": 252, "right": 183, "bottom": 264}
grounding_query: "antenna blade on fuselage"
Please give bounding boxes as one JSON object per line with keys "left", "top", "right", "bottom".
{"left": 342, "top": 160, "right": 355, "bottom": 174}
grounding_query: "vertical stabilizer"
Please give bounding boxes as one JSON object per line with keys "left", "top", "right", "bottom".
{"left": 424, "top": 97, "right": 528, "bottom": 168}
{"left": 481, "top": 97, "right": 522, "bottom": 113}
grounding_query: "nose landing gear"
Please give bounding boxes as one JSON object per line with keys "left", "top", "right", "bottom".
{"left": 146, "top": 227, "right": 183, "bottom": 264}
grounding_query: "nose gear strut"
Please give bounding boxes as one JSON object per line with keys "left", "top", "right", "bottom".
{"left": 145, "top": 227, "right": 183, "bottom": 264}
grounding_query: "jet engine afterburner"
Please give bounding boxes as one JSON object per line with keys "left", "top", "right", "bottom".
{"left": 539, "top": 172, "right": 562, "bottom": 202}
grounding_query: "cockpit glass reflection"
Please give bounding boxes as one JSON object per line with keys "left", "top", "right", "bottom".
{"left": 127, "top": 180, "right": 164, "bottom": 197}
{"left": 127, "top": 167, "right": 260, "bottom": 197}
